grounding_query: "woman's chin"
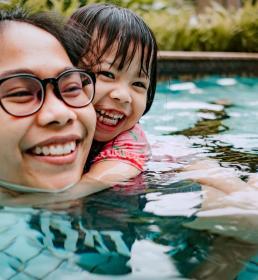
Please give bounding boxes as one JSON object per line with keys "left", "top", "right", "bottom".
{"left": 31, "top": 175, "right": 79, "bottom": 191}
{"left": 0, "top": 175, "right": 80, "bottom": 193}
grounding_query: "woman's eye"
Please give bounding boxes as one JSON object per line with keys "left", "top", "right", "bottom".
{"left": 7, "top": 91, "right": 33, "bottom": 97}
{"left": 3, "top": 90, "right": 35, "bottom": 103}
{"left": 62, "top": 84, "right": 82, "bottom": 97}
{"left": 133, "top": 81, "right": 147, "bottom": 89}
{"left": 97, "top": 71, "right": 115, "bottom": 79}
{"left": 64, "top": 85, "right": 82, "bottom": 92}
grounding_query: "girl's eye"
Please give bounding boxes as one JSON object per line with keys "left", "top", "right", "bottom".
{"left": 133, "top": 81, "right": 147, "bottom": 89}
{"left": 97, "top": 71, "right": 115, "bottom": 80}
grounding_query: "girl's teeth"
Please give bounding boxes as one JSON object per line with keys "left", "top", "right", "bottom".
{"left": 96, "top": 110, "right": 124, "bottom": 126}
{"left": 98, "top": 115, "right": 119, "bottom": 126}
{"left": 102, "top": 118, "right": 118, "bottom": 125}
{"left": 32, "top": 141, "right": 76, "bottom": 156}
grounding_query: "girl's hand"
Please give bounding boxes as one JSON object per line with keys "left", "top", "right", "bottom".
{"left": 176, "top": 159, "right": 251, "bottom": 194}
{"left": 247, "top": 173, "right": 258, "bottom": 189}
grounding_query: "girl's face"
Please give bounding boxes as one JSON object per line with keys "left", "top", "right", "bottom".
{"left": 0, "top": 22, "right": 96, "bottom": 190}
{"left": 88, "top": 43, "right": 150, "bottom": 142}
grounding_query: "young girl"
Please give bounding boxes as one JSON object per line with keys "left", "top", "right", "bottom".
{"left": 69, "top": 3, "right": 157, "bottom": 183}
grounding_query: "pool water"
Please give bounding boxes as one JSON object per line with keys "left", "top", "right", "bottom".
{"left": 142, "top": 76, "right": 258, "bottom": 172}
{"left": 0, "top": 76, "right": 258, "bottom": 279}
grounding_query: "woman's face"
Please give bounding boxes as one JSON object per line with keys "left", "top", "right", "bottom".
{"left": 0, "top": 22, "right": 96, "bottom": 190}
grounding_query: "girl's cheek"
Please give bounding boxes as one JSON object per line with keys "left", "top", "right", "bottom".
{"left": 93, "top": 81, "right": 107, "bottom": 104}
{"left": 92, "top": 91, "right": 101, "bottom": 104}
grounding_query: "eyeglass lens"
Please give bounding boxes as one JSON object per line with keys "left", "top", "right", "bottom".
{"left": 0, "top": 71, "right": 94, "bottom": 117}
{"left": 0, "top": 76, "right": 43, "bottom": 116}
{"left": 58, "top": 71, "right": 94, "bottom": 108}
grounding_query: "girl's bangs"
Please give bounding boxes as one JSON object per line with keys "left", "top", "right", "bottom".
{"left": 93, "top": 20, "right": 154, "bottom": 77}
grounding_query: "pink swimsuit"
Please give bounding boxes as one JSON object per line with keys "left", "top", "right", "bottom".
{"left": 93, "top": 124, "right": 151, "bottom": 171}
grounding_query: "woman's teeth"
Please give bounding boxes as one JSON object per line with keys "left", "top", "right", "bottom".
{"left": 97, "top": 110, "right": 124, "bottom": 126}
{"left": 32, "top": 141, "right": 76, "bottom": 156}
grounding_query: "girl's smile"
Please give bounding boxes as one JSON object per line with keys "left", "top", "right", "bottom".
{"left": 92, "top": 44, "right": 149, "bottom": 142}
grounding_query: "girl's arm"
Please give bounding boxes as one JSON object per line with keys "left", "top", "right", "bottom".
{"left": 82, "top": 124, "right": 151, "bottom": 184}
{"left": 83, "top": 160, "right": 141, "bottom": 184}
{"left": 175, "top": 159, "right": 254, "bottom": 194}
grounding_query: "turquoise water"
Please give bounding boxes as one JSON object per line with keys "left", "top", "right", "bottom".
{"left": 0, "top": 76, "right": 258, "bottom": 279}
{"left": 142, "top": 76, "right": 258, "bottom": 172}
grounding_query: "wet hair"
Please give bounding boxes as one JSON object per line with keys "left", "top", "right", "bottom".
{"left": 69, "top": 3, "right": 157, "bottom": 115}
{"left": 0, "top": 7, "right": 86, "bottom": 66}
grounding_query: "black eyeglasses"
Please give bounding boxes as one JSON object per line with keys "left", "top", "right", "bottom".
{"left": 0, "top": 69, "right": 95, "bottom": 117}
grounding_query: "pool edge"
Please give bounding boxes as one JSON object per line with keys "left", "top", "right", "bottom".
{"left": 158, "top": 51, "right": 258, "bottom": 79}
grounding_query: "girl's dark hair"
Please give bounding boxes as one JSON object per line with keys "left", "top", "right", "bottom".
{"left": 69, "top": 3, "right": 157, "bottom": 115}
{"left": 0, "top": 7, "right": 86, "bottom": 66}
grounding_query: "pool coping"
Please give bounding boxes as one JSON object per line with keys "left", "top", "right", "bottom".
{"left": 158, "top": 51, "right": 258, "bottom": 79}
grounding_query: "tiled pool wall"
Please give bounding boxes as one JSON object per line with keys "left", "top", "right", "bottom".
{"left": 157, "top": 51, "right": 258, "bottom": 80}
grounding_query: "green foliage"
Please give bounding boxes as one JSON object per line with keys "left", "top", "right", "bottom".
{"left": 142, "top": 1, "right": 258, "bottom": 52}
{"left": 0, "top": 0, "right": 81, "bottom": 14}
{"left": 231, "top": 2, "right": 258, "bottom": 51}
{"left": 1, "top": 0, "right": 258, "bottom": 52}
{"left": 50, "top": 0, "right": 80, "bottom": 16}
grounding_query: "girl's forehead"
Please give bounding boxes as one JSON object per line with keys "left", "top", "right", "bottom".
{"left": 95, "top": 38, "right": 148, "bottom": 62}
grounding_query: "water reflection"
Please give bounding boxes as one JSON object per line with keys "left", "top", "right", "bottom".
{"left": 0, "top": 171, "right": 258, "bottom": 279}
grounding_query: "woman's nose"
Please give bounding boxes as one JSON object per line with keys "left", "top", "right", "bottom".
{"left": 110, "top": 84, "right": 132, "bottom": 104}
{"left": 36, "top": 85, "right": 77, "bottom": 127}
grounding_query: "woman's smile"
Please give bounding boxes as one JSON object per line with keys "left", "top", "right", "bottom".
{"left": 25, "top": 135, "right": 81, "bottom": 165}
{"left": 26, "top": 144, "right": 79, "bottom": 165}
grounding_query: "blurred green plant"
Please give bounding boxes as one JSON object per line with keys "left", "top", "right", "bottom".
{"left": 1, "top": 0, "right": 258, "bottom": 52}
{"left": 142, "top": 1, "right": 258, "bottom": 52}
{"left": 0, "top": 0, "right": 81, "bottom": 15}
{"left": 231, "top": 2, "right": 258, "bottom": 51}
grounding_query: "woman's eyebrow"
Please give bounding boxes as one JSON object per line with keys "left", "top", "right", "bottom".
{"left": 0, "top": 67, "right": 75, "bottom": 79}
{"left": 56, "top": 67, "right": 76, "bottom": 76}
{"left": 0, "top": 68, "right": 34, "bottom": 78}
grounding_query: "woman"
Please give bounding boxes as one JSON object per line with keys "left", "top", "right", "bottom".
{"left": 0, "top": 8, "right": 96, "bottom": 192}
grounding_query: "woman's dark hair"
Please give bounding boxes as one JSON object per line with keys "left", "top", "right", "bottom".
{"left": 0, "top": 7, "right": 87, "bottom": 66}
{"left": 69, "top": 3, "right": 157, "bottom": 115}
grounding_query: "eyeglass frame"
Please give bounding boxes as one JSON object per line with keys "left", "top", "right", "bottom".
{"left": 0, "top": 68, "right": 96, "bottom": 117}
